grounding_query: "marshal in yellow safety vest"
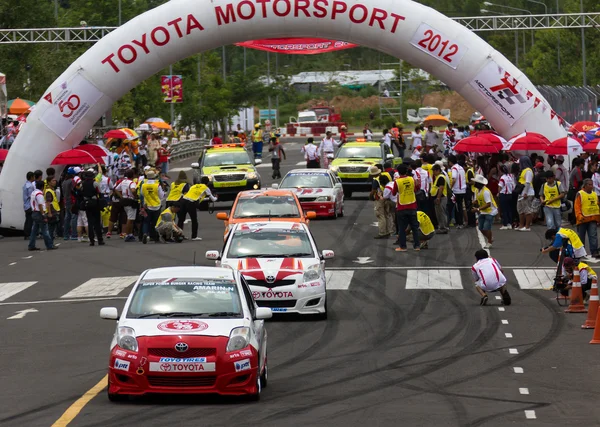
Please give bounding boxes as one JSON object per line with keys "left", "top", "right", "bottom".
{"left": 167, "top": 182, "right": 187, "bottom": 202}
{"left": 156, "top": 207, "right": 176, "bottom": 228}
{"left": 542, "top": 181, "right": 562, "bottom": 208}
{"left": 44, "top": 188, "right": 60, "bottom": 213}
{"left": 476, "top": 186, "right": 497, "bottom": 214}
{"left": 417, "top": 211, "right": 435, "bottom": 235}
{"left": 578, "top": 189, "right": 600, "bottom": 217}
{"left": 141, "top": 179, "right": 161, "bottom": 208}
{"left": 395, "top": 176, "right": 416, "bottom": 207}
{"left": 183, "top": 184, "right": 209, "bottom": 203}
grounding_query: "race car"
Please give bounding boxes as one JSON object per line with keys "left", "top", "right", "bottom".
{"left": 100, "top": 266, "right": 272, "bottom": 401}
{"left": 206, "top": 222, "right": 334, "bottom": 319}
{"left": 275, "top": 169, "right": 344, "bottom": 218}
{"left": 328, "top": 142, "right": 401, "bottom": 198}
{"left": 191, "top": 143, "right": 262, "bottom": 202}
{"left": 215, "top": 189, "right": 316, "bottom": 237}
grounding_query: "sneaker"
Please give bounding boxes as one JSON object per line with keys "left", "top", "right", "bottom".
{"left": 499, "top": 226, "right": 510, "bottom": 230}
{"left": 480, "top": 295, "right": 489, "bottom": 306}
{"left": 142, "top": 234, "right": 148, "bottom": 245}
{"left": 518, "top": 227, "right": 531, "bottom": 232}
{"left": 89, "top": 242, "right": 95, "bottom": 246}
{"left": 82, "top": 236, "right": 89, "bottom": 242}
{"left": 28, "top": 247, "right": 41, "bottom": 251}
{"left": 119, "top": 233, "right": 126, "bottom": 239}
{"left": 98, "top": 241, "right": 106, "bottom": 246}
{"left": 413, "top": 247, "right": 421, "bottom": 251}
{"left": 70, "top": 236, "right": 78, "bottom": 241}
{"left": 395, "top": 247, "right": 407, "bottom": 252}
{"left": 420, "top": 242, "right": 429, "bottom": 249}
{"left": 106, "top": 232, "right": 112, "bottom": 239}
{"left": 456, "top": 225, "right": 465, "bottom": 229}
{"left": 124, "top": 235, "right": 136, "bottom": 242}
{"left": 77, "top": 237, "right": 82, "bottom": 242}
{"left": 191, "top": 237, "right": 203, "bottom": 241}
{"left": 63, "top": 236, "right": 70, "bottom": 241}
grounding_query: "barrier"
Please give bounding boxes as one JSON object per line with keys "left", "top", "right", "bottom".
{"left": 582, "top": 277, "right": 598, "bottom": 329}
{"left": 168, "top": 139, "right": 208, "bottom": 161}
{"left": 565, "top": 270, "right": 587, "bottom": 313}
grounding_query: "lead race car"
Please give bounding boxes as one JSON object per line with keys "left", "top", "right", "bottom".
{"left": 100, "top": 266, "right": 271, "bottom": 401}
{"left": 206, "top": 222, "right": 334, "bottom": 319}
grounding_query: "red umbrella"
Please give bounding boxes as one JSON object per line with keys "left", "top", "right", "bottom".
{"left": 77, "top": 144, "right": 111, "bottom": 160}
{"left": 569, "top": 121, "right": 599, "bottom": 135}
{"left": 51, "top": 149, "right": 105, "bottom": 165}
{"left": 583, "top": 139, "right": 600, "bottom": 153}
{"left": 103, "top": 129, "right": 130, "bottom": 139}
{"left": 505, "top": 132, "right": 549, "bottom": 151}
{"left": 545, "top": 137, "right": 584, "bottom": 155}
{"left": 0, "top": 149, "right": 8, "bottom": 161}
{"left": 454, "top": 136, "right": 500, "bottom": 153}
{"left": 470, "top": 130, "right": 505, "bottom": 150}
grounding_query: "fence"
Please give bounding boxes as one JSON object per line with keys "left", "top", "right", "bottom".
{"left": 169, "top": 138, "right": 208, "bottom": 161}
{"left": 536, "top": 85, "right": 600, "bottom": 125}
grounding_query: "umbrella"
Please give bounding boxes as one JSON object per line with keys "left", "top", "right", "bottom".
{"left": 505, "top": 132, "right": 550, "bottom": 151}
{"left": 545, "top": 137, "right": 584, "bottom": 156}
{"left": 136, "top": 123, "right": 151, "bottom": 132}
{"left": 569, "top": 121, "right": 599, "bottom": 135}
{"left": 51, "top": 149, "right": 105, "bottom": 165}
{"left": 149, "top": 121, "right": 172, "bottom": 130}
{"left": 470, "top": 130, "right": 505, "bottom": 150}
{"left": 454, "top": 136, "right": 500, "bottom": 153}
{"left": 7, "top": 98, "right": 35, "bottom": 115}
{"left": 120, "top": 128, "right": 139, "bottom": 139}
{"left": 422, "top": 114, "right": 451, "bottom": 127}
{"left": 583, "top": 139, "right": 600, "bottom": 153}
{"left": 0, "top": 148, "right": 8, "bottom": 161}
{"left": 103, "top": 128, "right": 139, "bottom": 140}
{"left": 77, "top": 144, "right": 111, "bottom": 160}
{"left": 144, "top": 117, "right": 165, "bottom": 123}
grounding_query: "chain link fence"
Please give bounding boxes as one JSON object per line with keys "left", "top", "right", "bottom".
{"left": 536, "top": 85, "right": 600, "bottom": 125}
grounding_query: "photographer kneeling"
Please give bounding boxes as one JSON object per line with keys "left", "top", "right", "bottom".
{"left": 555, "top": 257, "right": 597, "bottom": 300}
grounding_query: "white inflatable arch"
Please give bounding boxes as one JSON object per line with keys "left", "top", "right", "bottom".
{"left": 0, "top": 0, "right": 566, "bottom": 229}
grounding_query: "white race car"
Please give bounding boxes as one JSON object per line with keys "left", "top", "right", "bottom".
{"left": 206, "top": 222, "right": 334, "bottom": 319}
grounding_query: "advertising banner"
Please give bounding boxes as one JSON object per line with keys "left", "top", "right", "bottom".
{"left": 236, "top": 38, "right": 357, "bottom": 55}
{"left": 161, "top": 75, "right": 183, "bottom": 103}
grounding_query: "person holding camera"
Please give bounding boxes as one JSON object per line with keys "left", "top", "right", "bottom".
{"left": 27, "top": 180, "right": 56, "bottom": 251}
{"left": 556, "top": 257, "right": 597, "bottom": 299}
{"left": 541, "top": 227, "right": 587, "bottom": 263}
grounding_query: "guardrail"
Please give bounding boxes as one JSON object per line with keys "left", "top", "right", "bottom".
{"left": 169, "top": 138, "right": 208, "bottom": 161}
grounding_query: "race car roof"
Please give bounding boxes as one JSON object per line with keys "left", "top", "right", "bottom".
{"left": 141, "top": 266, "right": 236, "bottom": 281}
{"left": 343, "top": 142, "right": 381, "bottom": 147}
{"left": 237, "top": 189, "right": 297, "bottom": 198}
{"left": 232, "top": 221, "right": 308, "bottom": 232}
{"left": 285, "top": 169, "right": 331, "bottom": 175}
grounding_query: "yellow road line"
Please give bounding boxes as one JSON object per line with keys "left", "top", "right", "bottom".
{"left": 52, "top": 375, "right": 108, "bottom": 427}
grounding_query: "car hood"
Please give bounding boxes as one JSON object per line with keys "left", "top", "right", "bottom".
{"left": 331, "top": 158, "right": 380, "bottom": 166}
{"left": 203, "top": 165, "right": 255, "bottom": 174}
{"left": 222, "top": 257, "right": 319, "bottom": 280}
{"left": 119, "top": 318, "right": 251, "bottom": 338}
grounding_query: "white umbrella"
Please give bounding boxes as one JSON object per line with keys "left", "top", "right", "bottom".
{"left": 136, "top": 123, "right": 151, "bottom": 131}
{"left": 144, "top": 117, "right": 165, "bottom": 123}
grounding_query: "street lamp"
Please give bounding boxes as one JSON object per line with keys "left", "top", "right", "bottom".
{"left": 524, "top": 0, "right": 547, "bottom": 14}
{"left": 481, "top": 8, "right": 520, "bottom": 66}
{"left": 483, "top": 2, "right": 533, "bottom": 48}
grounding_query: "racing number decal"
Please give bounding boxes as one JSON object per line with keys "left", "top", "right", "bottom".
{"left": 58, "top": 94, "right": 81, "bottom": 118}
{"left": 417, "top": 30, "right": 459, "bottom": 63}
{"left": 409, "top": 23, "right": 467, "bottom": 70}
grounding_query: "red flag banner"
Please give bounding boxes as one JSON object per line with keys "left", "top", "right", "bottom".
{"left": 235, "top": 38, "right": 357, "bottom": 54}
{"left": 161, "top": 75, "right": 183, "bottom": 103}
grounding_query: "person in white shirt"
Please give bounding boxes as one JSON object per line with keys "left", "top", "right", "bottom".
{"left": 424, "top": 125, "right": 438, "bottom": 148}
{"left": 28, "top": 180, "right": 55, "bottom": 251}
{"left": 302, "top": 138, "right": 320, "bottom": 168}
{"left": 411, "top": 126, "right": 423, "bottom": 160}
{"left": 363, "top": 123, "right": 373, "bottom": 141}
{"left": 448, "top": 155, "right": 467, "bottom": 228}
{"left": 471, "top": 250, "right": 511, "bottom": 306}
{"left": 551, "top": 155, "right": 569, "bottom": 193}
{"left": 516, "top": 156, "right": 536, "bottom": 232}
{"left": 591, "top": 162, "right": 600, "bottom": 197}
{"left": 319, "top": 131, "right": 341, "bottom": 168}
{"left": 497, "top": 165, "right": 515, "bottom": 229}
{"left": 380, "top": 174, "right": 397, "bottom": 237}
{"left": 116, "top": 169, "right": 138, "bottom": 242}
{"left": 382, "top": 129, "right": 392, "bottom": 150}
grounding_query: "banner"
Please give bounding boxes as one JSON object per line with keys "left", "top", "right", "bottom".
{"left": 161, "top": 75, "right": 183, "bottom": 103}
{"left": 235, "top": 38, "right": 357, "bottom": 55}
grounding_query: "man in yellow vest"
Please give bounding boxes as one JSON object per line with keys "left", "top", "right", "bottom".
{"left": 140, "top": 170, "right": 164, "bottom": 244}
{"left": 542, "top": 227, "right": 588, "bottom": 263}
{"left": 431, "top": 163, "right": 449, "bottom": 233}
{"left": 178, "top": 176, "right": 218, "bottom": 241}
{"left": 166, "top": 171, "right": 190, "bottom": 207}
{"left": 391, "top": 164, "right": 421, "bottom": 252}
{"left": 252, "top": 123, "right": 263, "bottom": 160}
{"left": 559, "top": 257, "right": 597, "bottom": 298}
{"left": 472, "top": 174, "right": 497, "bottom": 249}
{"left": 574, "top": 178, "right": 600, "bottom": 259}
{"left": 405, "top": 210, "right": 435, "bottom": 249}
{"left": 44, "top": 177, "right": 61, "bottom": 239}
{"left": 155, "top": 202, "right": 184, "bottom": 243}
{"left": 540, "top": 170, "right": 565, "bottom": 230}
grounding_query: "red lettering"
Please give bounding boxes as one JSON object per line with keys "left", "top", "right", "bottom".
{"left": 390, "top": 12, "right": 405, "bottom": 33}
{"left": 101, "top": 53, "right": 120, "bottom": 73}
{"left": 117, "top": 44, "right": 137, "bottom": 64}
{"left": 313, "top": 0, "right": 328, "bottom": 18}
{"left": 131, "top": 33, "right": 150, "bottom": 54}
{"left": 349, "top": 4, "right": 367, "bottom": 23}
{"left": 215, "top": 4, "right": 236, "bottom": 25}
{"left": 150, "top": 26, "right": 170, "bottom": 46}
{"left": 167, "top": 17, "right": 184, "bottom": 38}
{"left": 186, "top": 14, "right": 205, "bottom": 34}
{"left": 369, "top": 8, "right": 387, "bottom": 29}
{"left": 331, "top": 0, "right": 347, "bottom": 19}
{"left": 294, "top": 0, "right": 310, "bottom": 17}
{"left": 273, "top": 0, "right": 291, "bottom": 16}
{"left": 237, "top": 0, "right": 256, "bottom": 20}
{"left": 256, "top": 0, "right": 271, "bottom": 18}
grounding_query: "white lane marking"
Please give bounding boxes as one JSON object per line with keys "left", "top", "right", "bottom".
{"left": 509, "top": 348, "right": 519, "bottom": 354}
{"left": 169, "top": 167, "right": 191, "bottom": 173}
{"left": 406, "top": 269, "right": 462, "bottom": 289}
{"left": 295, "top": 161, "right": 306, "bottom": 165}
{"left": 519, "top": 388, "right": 530, "bottom": 395}
{"left": 256, "top": 163, "right": 271, "bottom": 168}
{"left": 0, "top": 296, "right": 127, "bottom": 306}
{"left": 524, "top": 410, "right": 536, "bottom": 419}
{"left": 476, "top": 228, "right": 489, "bottom": 254}
{"left": 7, "top": 308, "right": 38, "bottom": 319}
{"left": 61, "top": 276, "right": 138, "bottom": 298}
{"left": 513, "top": 367, "right": 524, "bottom": 373}
{"left": 326, "top": 270, "right": 355, "bottom": 290}
{"left": 498, "top": 307, "right": 505, "bottom": 312}
{"left": 354, "top": 257, "right": 374, "bottom": 265}
{"left": 505, "top": 333, "right": 513, "bottom": 338}
{"left": 0, "top": 282, "right": 38, "bottom": 302}
{"left": 495, "top": 295, "right": 502, "bottom": 300}
{"left": 502, "top": 319, "right": 509, "bottom": 324}
{"left": 9, "top": 262, "right": 16, "bottom": 266}
{"left": 514, "top": 268, "right": 555, "bottom": 289}
{"left": 22, "top": 256, "right": 33, "bottom": 259}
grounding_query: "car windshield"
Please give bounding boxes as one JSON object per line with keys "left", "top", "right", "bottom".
{"left": 227, "top": 229, "right": 314, "bottom": 258}
{"left": 233, "top": 196, "right": 301, "bottom": 219}
{"left": 126, "top": 278, "right": 243, "bottom": 318}
{"left": 203, "top": 151, "right": 252, "bottom": 167}
{"left": 280, "top": 172, "right": 332, "bottom": 189}
{"left": 298, "top": 115, "right": 316, "bottom": 123}
{"left": 336, "top": 146, "right": 381, "bottom": 159}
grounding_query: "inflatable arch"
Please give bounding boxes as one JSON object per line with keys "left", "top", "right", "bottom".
{"left": 0, "top": 0, "right": 566, "bottom": 229}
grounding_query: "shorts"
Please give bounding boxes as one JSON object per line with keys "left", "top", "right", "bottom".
{"left": 77, "top": 211, "right": 88, "bottom": 227}
{"left": 478, "top": 214, "right": 494, "bottom": 231}
{"left": 109, "top": 201, "right": 122, "bottom": 223}
{"left": 161, "top": 162, "right": 169, "bottom": 175}
{"left": 476, "top": 280, "right": 504, "bottom": 292}
{"left": 124, "top": 206, "right": 137, "bottom": 221}
{"left": 517, "top": 197, "right": 537, "bottom": 215}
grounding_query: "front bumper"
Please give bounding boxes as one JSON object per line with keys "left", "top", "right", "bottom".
{"left": 338, "top": 175, "right": 372, "bottom": 192}
{"left": 299, "top": 201, "right": 336, "bottom": 217}
{"left": 210, "top": 179, "right": 261, "bottom": 201}
{"left": 253, "top": 287, "right": 326, "bottom": 315}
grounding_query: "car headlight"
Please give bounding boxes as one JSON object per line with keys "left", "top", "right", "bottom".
{"left": 315, "top": 196, "right": 331, "bottom": 202}
{"left": 117, "top": 326, "right": 138, "bottom": 352}
{"left": 303, "top": 264, "right": 322, "bottom": 282}
{"left": 329, "top": 165, "right": 339, "bottom": 173}
{"left": 247, "top": 172, "right": 257, "bottom": 180}
{"left": 226, "top": 327, "right": 251, "bottom": 352}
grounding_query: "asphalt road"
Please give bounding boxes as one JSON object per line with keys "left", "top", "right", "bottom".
{"left": 1, "top": 143, "right": 599, "bottom": 427}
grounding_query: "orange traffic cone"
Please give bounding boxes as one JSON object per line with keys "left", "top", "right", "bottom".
{"left": 565, "top": 270, "right": 587, "bottom": 313}
{"left": 582, "top": 278, "right": 598, "bottom": 328}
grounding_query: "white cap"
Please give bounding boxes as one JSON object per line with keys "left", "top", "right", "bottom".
{"left": 73, "top": 167, "right": 82, "bottom": 173}
{"left": 144, "top": 165, "right": 151, "bottom": 171}
{"left": 87, "top": 168, "right": 95, "bottom": 173}
{"left": 161, "top": 141, "right": 167, "bottom": 145}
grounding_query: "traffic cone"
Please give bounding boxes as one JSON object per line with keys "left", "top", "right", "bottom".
{"left": 566, "top": 270, "right": 587, "bottom": 313}
{"left": 582, "top": 278, "right": 598, "bottom": 328}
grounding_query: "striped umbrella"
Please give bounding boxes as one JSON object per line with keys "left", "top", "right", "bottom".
{"left": 470, "top": 130, "right": 505, "bottom": 150}
{"left": 505, "top": 132, "right": 550, "bottom": 151}
{"left": 545, "top": 137, "right": 584, "bottom": 155}
{"left": 583, "top": 139, "right": 600, "bottom": 153}
{"left": 7, "top": 98, "right": 35, "bottom": 114}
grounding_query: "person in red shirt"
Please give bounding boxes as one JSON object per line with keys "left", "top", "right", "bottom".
{"left": 339, "top": 125, "right": 348, "bottom": 145}
{"left": 391, "top": 164, "right": 421, "bottom": 252}
{"left": 210, "top": 132, "right": 222, "bottom": 146}
{"left": 157, "top": 141, "right": 171, "bottom": 179}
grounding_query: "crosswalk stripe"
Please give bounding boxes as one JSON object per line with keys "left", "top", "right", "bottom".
{"left": 0, "top": 282, "right": 38, "bottom": 301}
{"left": 295, "top": 161, "right": 306, "bottom": 166}
{"left": 256, "top": 163, "right": 271, "bottom": 168}
{"left": 326, "top": 270, "right": 354, "bottom": 290}
{"left": 513, "top": 269, "right": 555, "bottom": 289}
{"left": 61, "top": 276, "right": 138, "bottom": 298}
{"left": 406, "top": 269, "right": 463, "bottom": 289}
{"left": 169, "top": 167, "right": 191, "bottom": 173}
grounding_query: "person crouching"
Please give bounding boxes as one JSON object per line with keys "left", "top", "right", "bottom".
{"left": 471, "top": 249, "right": 511, "bottom": 306}
{"left": 156, "top": 202, "right": 184, "bottom": 243}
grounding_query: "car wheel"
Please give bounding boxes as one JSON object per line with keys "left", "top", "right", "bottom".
{"left": 248, "top": 370, "right": 262, "bottom": 401}
{"left": 260, "top": 362, "right": 268, "bottom": 388}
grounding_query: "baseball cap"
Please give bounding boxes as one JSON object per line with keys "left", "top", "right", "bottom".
{"left": 535, "top": 162, "right": 544, "bottom": 169}
{"left": 73, "top": 167, "right": 82, "bottom": 174}
{"left": 144, "top": 165, "right": 151, "bottom": 171}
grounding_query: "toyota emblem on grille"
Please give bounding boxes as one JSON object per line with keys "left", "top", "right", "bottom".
{"left": 265, "top": 275, "right": 276, "bottom": 284}
{"left": 174, "top": 342, "right": 189, "bottom": 352}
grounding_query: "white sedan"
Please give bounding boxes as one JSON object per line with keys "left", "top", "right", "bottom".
{"left": 100, "top": 266, "right": 271, "bottom": 401}
{"left": 206, "top": 222, "right": 334, "bottom": 319}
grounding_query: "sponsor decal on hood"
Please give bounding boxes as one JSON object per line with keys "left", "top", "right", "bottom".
{"left": 233, "top": 258, "right": 316, "bottom": 281}
{"left": 118, "top": 318, "right": 251, "bottom": 338}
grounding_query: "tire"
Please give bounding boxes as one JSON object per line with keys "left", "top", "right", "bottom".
{"left": 260, "top": 363, "right": 268, "bottom": 389}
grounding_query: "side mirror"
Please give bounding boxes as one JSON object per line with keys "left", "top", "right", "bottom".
{"left": 255, "top": 307, "right": 273, "bottom": 319}
{"left": 271, "top": 183, "right": 279, "bottom": 189}
{"left": 205, "top": 250, "right": 220, "bottom": 260}
{"left": 216, "top": 212, "right": 229, "bottom": 220}
{"left": 321, "top": 250, "right": 335, "bottom": 259}
{"left": 254, "top": 159, "right": 262, "bottom": 165}
{"left": 386, "top": 153, "right": 394, "bottom": 160}
{"left": 100, "top": 307, "right": 119, "bottom": 320}
{"left": 334, "top": 183, "right": 342, "bottom": 188}
{"left": 306, "top": 211, "right": 317, "bottom": 220}
{"left": 191, "top": 162, "right": 200, "bottom": 169}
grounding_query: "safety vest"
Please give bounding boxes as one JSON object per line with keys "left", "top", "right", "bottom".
{"left": 167, "top": 182, "right": 186, "bottom": 202}
{"left": 579, "top": 190, "right": 600, "bottom": 217}
{"left": 476, "top": 186, "right": 497, "bottom": 214}
{"left": 577, "top": 262, "right": 597, "bottom": 278}
{"left": 44, "top": 188, "right": 60, "bottom": 213}
{"left": 519, "top": 168, "right": 532, "bottom": 184}
{"left": 543, "top": 181, "right": 562, "bottom": 208}
{"left": 252, "top": 130, "right": 262, "bottom": 142}
{"left": 422, "top": 163, "right": 433, "bottom": 179}
{"left": 270, "top": 132, "right": 279, "bottom": 143}
{"left": 156, "top": 207, "right": 175, "bottom": 228}
{"left": 466, "top": 168, "right": 476, "bottom": 193}
{"left": 183, "top": 184, "right": 208, "bottom": 202}
{"left": 382, "top": 171, "right": 392, "bottom": 182}
{"left": 431, "top": 174, "right": 448, "bottom": 197}
{"left": 395, "top": 176, "right": 416, "bottom": 206}
{"left": 417, "top": 211, "right": 435, "bottom": 235}
{"left": 141, "top": 180, "right": 161, "bottom": 208}
{"left": 557, "top": 228, "right": 585, "bottom": 250}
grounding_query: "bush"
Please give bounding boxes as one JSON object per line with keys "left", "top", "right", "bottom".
{"left": 370, "top": 118, "right": 385, "bottom": 129}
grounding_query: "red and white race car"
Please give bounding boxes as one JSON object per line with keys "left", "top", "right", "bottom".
{"left": 100, "top": 266, "right": 271, "bottom": 401}
{"left": 275, "top": 169, "right": 344, "bottom": 218}
{"left": 206, "top": 222, "right": 335, "bottom": 319}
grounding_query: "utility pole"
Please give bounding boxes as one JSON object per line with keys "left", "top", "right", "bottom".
{"left": 581, "top": 0, "right": 587, "bottom": 86}
{"left": 169, "top": 64, "right": 174, "bottom": 125}
{"left": 197, "top": 54, "right": 202, "bottom": 139}
{"left": 267, "top": 52, "right": 272, "bottom": 130}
